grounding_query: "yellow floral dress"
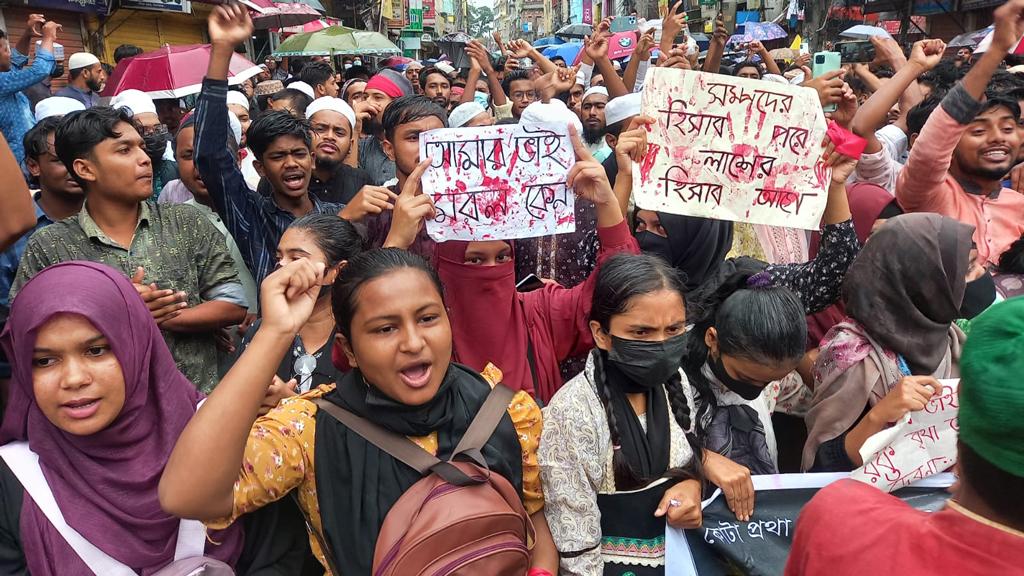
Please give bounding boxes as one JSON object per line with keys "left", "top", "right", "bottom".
{"left": 207, "top": 364, "right": 544, "bottom": 573}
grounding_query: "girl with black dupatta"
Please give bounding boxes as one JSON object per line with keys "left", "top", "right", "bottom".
{"left": 160, "top": 250, "right": 559, "bottom": 574}
{"left": 540, "top": 253, "right": 703, "bottom": 576}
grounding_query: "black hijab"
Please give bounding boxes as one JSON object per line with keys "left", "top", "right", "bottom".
{"left": 635, "top": 212, "right": 735, "bottom": 291}
{"left": 313, "top": 364, "right": 523, "bottom": 573}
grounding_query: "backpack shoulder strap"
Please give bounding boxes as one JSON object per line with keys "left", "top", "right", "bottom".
{"left": 451, "top": 383, "right": 516, "bottom": 464}
{"left": 312, "top": 398, "right": 440, "bottom": 475}
{"left": 312, "top": 398, "right": 481, "bottom": 486}
{"left": 0, "top": 442, "right": 137, "bottom": 576}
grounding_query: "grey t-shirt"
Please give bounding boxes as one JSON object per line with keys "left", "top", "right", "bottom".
{"left": 358, "top": 136, "right": 396, "bottom": 185}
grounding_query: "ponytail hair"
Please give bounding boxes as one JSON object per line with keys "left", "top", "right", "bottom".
{"left": 589, "top": 253, "right": 704, "bottom": 490}
{"left": 683, "top": 268, "right": 807, "bottom": 439}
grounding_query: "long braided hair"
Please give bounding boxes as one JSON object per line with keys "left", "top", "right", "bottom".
{"left": 590, "top": 253, "right": 703, "bottom": 491}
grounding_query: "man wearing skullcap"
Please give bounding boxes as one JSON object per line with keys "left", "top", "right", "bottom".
{"left": 111, "top": 89, "right": 179, "bottom": 197}
{"left": 786, "top": 298, "right": 1024, "bottom": 575}
{"left": 254, "top": 96, "right": 373, "bottom": 206}
{"left": 55, "top": 52, "right": 104, "bottom": 109}
{"left": 32, "top": 96, "right": 84, "bottom": 123}
{"left": 580, "top": 86, "right": 611, "bottom": 162}
{"left": 356, "top": 68, "right": 413, "bottom": 185}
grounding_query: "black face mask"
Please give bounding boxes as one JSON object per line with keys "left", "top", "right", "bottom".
{"left": 142, "top": 126, "right": 169, "bottom": 161}
{"left": 959, "top": 272, "right": 996, "bottom": 319}
{"left": 636, "top": 231, "right": 673, "bottom": 265}
{"left": 605, "top": 333, "right": 687, "bottom": 392}
{"left": 709, "top": 352, "right": 764, "bottom": 401}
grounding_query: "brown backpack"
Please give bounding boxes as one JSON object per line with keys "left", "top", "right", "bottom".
{"left": 311, "top": 383, "right": 535, "bottom": 576}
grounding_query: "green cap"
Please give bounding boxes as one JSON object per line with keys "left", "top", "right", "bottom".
{"left": 960, "top": 297, "right": 1024, "bottom": 477}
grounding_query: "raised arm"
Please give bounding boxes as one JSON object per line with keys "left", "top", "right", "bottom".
{"left": 508, "top": 39, "right": 558, "bottom": 75}
{"left": 586, "top": 29, "right": 629, "bottom": 98}
{"left": 0, "top": 132, "right": 35, "bottom": 252}
{"left": 763, "top": 144, "right": 857, "bottom": 314}
{"left": 0, "top": 21, "right": 56, "bottom": 96}
{"left": 466, "top": 40, "right": 507, "bottom": 107}
{"left": 623, "top": 29, "right": 654, "bottom": 93}
{"left": 747, "top": 40, "right": 781, "bottom": 76}
{"left": 160, "top": 256, "right": 324, "bottom": 519}
{"left": 702, "top": 13, "right": 727, "bottom": 73}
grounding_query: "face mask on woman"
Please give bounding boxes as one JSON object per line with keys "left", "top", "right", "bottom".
{"left": 708, "top": 352, "right": 764, "bottom": 401}
{"left": 606, "top": 333, "right": 687, "bottom": 390}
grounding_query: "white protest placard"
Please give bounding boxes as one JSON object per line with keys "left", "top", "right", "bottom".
{"left": 418, "top": 123, "right": 576, "bottom": 242}
{"left": 852, "top": 379, "right": 959, "bottom": 493}
{"left": 634, "top": 68, "right": 830, "bottom": 230}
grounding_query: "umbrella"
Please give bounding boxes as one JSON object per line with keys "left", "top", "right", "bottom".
{"left": 100, "top": 44, "right": 262, "bottom": 99}
{"left": 437, "top": 33, "right": 474, "bottom": 68}
{"left": 727, "top": 33, "right": 753, "bottom": 46}
{"left": 380, "top": 55, "right": 415, "bottom": 68}
{"left": 252, "top": 2, "right": 321, "bottom": 30}
{"left": 839, "top": 24, "right": 893, "bottom": 40}
{"left": 274, "top": 0, "right": 325, "bottom": 12}
{"left": 278, "top": 17, "right": 343, "bottom": 34}
{"left": 769, "top": 47, "right": 799, "bottom": 61}
{"left": 541, "top": 43, "right": 583, "bottom": 65}
{"left": 274, "top": 26, "right": 401, "bottom": 56}
{"left": 745, "top": 21, "right": 787, "bottom": 41}
{"left": 556, "top": 23, "right": 592, "bottom": 39}
{"left": 975, "top": 28, "right": 1024, "bottom": 55}
{"left": 533, "top": 36, "right": 565, "bottom": 47}
{"left": 607, "top": 31, "right": 636, "bottom": 60}
{"left": 947, "top": 25, "right": 992, "bottom": 49}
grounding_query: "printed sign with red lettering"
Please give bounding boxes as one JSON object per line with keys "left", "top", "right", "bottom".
{"left": 634, "top": 68, "right": 830, "bottom": 230}
{"left": 852, "top": 379, "right": 959, "bottom": 493}
{"left": 419, "top": 123, "right": 577, "bottom": 242}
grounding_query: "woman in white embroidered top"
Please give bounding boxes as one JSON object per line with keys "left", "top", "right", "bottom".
{"left": 539, "top": 253, "right": 703, "bottom": 576}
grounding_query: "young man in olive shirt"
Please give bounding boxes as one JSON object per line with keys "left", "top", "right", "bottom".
{"left": 11, "top": 106, "right": 247, "bottom": 393}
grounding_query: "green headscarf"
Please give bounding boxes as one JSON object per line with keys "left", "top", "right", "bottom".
{"left": 959, "top": 298, "right": 1024, "bottom": 477}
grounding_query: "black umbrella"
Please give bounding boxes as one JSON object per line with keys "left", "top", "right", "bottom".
{"left": 556, "top": 23, "right": 593, "bottom": 39}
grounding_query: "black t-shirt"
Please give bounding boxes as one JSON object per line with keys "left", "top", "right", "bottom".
{"left": 257, "top": 164, "right": 373, "bottom": 205}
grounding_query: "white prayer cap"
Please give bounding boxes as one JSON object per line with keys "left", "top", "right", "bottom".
{"left": 449, "top": 102, "right": 488, "bottom": 128}
{"left": 227, "top": 111, "right": 243, "bottom": 147}
{"left": 68, "top": 52, "right": 100, "bottom": 70}
{"left": 762, "top": 74, "right": 790, "bottom": 85}
{"left": 226, "top": 90, "right": 250, "bottom": 110}
{"left": 575, "top": 69, "right": 586, "bottom": 87}
{"left": 520, "top": 99, "right": 583, "bottom": 135}
{"left": 305, "top": 96, "right": 356, "bottom": 129}
{"left": 34, "top": 96, "right": 85, "bottom": 122}
{"left": 583, "top": 86, "right": 609, "bottom": 102}
{"left": 288, "top": 81, "right": 316, "bottom": 99}
{"left": 435, "top": 61, "right": 456, "bottom": 75}
{"left": 604, "top": 92, "right": 642, "bottom": 126}
{"left": 111, "top": 89, "right": 157, "bottom": 117}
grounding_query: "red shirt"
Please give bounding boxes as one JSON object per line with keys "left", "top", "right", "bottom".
{"left": 786, "top": 479, "right": 1024, "bottom": 576}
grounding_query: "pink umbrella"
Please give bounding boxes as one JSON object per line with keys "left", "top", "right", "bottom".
{"left": 101, "top": 44, "right": 263, "bottom": 99}
{"left": 279, "top": 16, "right": 342, "bottom": 35}
{"left": 254, "top": 3, "right": 323, "bottom": 30}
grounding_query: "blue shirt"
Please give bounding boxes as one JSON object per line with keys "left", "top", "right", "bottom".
{"left": 193, "top": 77, "right": 344, "bottom": 285}
{"left": 54, "top": 84, "right": 101, "bottom": 108}
{"left": 0, "top": 195, "right": 53, "bottom": 313}
{"left": 0, "top": 47, "right": 54, "bottom": 164}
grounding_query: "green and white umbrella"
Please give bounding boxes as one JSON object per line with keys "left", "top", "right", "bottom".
{"left": 273, "top": 26, "right": 401, "bottom": 57}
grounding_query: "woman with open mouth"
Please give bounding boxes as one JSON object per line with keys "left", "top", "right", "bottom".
{"left": 160, "top": 248, "right": 560, "bottom": 575}
{"left": 0, "top": 261, "right": 307, "bottom": 575}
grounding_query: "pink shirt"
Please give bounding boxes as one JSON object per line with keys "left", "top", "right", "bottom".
{"left": 895, "top": 105, "right": 1024, "bottom": 267}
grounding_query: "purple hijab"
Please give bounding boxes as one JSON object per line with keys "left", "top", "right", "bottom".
{"left": 0, "top": 262, "right": 242, "bottom": 575}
